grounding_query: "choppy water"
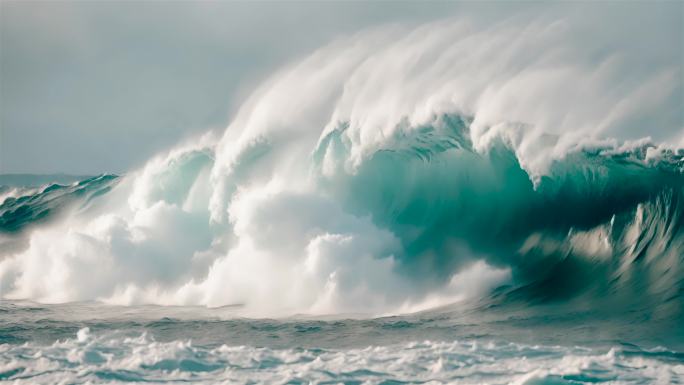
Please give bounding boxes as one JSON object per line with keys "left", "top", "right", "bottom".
{"left": 1, "top": 300, "right": 682, "bottom": 384}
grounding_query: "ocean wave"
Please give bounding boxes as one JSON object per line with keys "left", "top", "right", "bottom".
{"left": 0, "top": 16, "right": 682, "bottom": 317}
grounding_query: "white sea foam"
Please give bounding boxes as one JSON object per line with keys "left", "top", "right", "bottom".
{"left": 0, "top": 329, "right": 680, "bottom": 384}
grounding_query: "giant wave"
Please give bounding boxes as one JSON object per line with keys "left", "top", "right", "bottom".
{"left": 0, "top": 17, "right": 682, "bottom": 319}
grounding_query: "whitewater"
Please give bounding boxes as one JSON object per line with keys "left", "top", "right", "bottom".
{"left": 1, "top": 12, "right": 683, "bottom": 384}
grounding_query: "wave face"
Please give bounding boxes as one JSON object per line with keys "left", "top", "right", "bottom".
{"left": 0, "top": 17, "right": 682, "bottom": 318}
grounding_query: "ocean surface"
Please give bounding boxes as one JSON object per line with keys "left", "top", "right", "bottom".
{"left": 1, "top": 298, "right": 682, "bottom": 384}
{"left": 2, "top": 13, "right": 684, "bottom": 385}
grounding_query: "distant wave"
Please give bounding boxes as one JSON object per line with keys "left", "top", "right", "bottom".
{"left": 0, "top": 175, "right": 118, "bottom": 233}
{"left": 0, "top": 16, "right": 682, "bottom": 317}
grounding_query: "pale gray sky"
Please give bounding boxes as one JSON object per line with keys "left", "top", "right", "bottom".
{"left": 0, "top": 1, "right": 465, "bottom": 174}
{"left": 1, "top": 1, "right": 681, "bottom": 174}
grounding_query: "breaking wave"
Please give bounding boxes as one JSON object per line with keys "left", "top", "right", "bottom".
{"left": 0, "top": 17, "right": 682, "bottom": 317}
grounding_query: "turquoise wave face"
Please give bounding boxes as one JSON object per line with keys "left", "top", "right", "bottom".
{"left": 314, "top": 114, "right": 683, "bottom": 293}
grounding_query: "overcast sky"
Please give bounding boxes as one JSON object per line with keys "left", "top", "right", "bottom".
{"left": 1, "top": 1, "right": 681, "bottom": 175}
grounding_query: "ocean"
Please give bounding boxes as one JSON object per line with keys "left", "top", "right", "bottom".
{"left": 1, "top": 298, "right": 681, "bottom": 384}
{"left": 1, "top": 14, "right": 683, "bottom": 385}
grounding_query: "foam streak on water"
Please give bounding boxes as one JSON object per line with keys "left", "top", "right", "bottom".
{"left": 1, "top": 328, "right": 681, "bottom": 385}
{"left": 0, "top": 300, "right": 682, "bottom": 384}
